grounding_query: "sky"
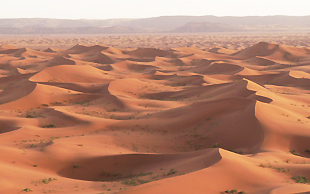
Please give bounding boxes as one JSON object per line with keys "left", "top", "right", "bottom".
{"left": 0, "top": 0, "right": 309, "bottom": 20}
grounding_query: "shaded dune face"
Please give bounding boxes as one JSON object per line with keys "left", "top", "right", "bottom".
{"left": 195, "top": 62, "right": 244, "bottom": 75}
{"left": 0, "top": 42, "right": 310, "bottom": 194}
{"left": 123, "top": 48, "right": 177, "bottom": 58}
{"left": 47, "top": 56, "right": 76, "bottom": 66}
{"left": 57, "top": 149, "right": 222, "bottom": 182}
{"left": 231, "top": 42, "right": 280, "bottom": 59}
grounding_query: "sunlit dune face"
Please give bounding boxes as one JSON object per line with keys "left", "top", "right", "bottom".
{"left": 0, "top": 36, "right": 310, "bottom": 194}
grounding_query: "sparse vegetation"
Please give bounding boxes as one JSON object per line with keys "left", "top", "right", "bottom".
{"left": 222, "top": 189, "right": 245, "bottom": 194}
{"left": 290, "top": 150, "right": 304, "bottom": 157}
{"left": 29, "top": 143, "right": 36, "bottom": 148}
{"left": 121, "top": 178, "right": 150, "bottom": 186}
{"left": 42, "top": 124, "right": 56, "bottom": 128}
{"left": 3, "top": 34, "right": 310, "bottom": 194}
{"left": 42, "top": 178, "right": 57, "bottom": 184}
{"left": 164, "top": 168, "right": 177, "bottom": 176}
{"left": 259, "top": 164, "right": 290, "bottom": 173}
{"left": 274, "top": 167, "right": 290, "bottom": 173}
{"left": 49, "top": 136, "right": 60, "bottom": 141}
{"left": 121, "top": 179, "right": 138, "bottom": 186}
{"left": 26, "top": 114, "right": 34, "bottom": 118}
{"left": 100, "top": 170, "right": 152, "bottom": 181}
{"left": 76, "top": 101, "right": 90, "bottom": 106}
{"left": 32, "top": 178, "right": 57, "bottom": 186}
{"left": 22, "top": 188, "right": 32, "bottom": 192}
{"left": 210, "top": 143, "right": 220, "bottom": 148}
{"left": 132, "top": 143, "right": 138, "bottom": 152}
{"left": 293, "top": 175, "right": 310, "bottom": 184}
{"left": 138, "top": 172, "right": 152, "bottom": 176}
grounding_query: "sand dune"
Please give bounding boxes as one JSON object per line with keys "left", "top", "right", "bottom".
{"left": 29, "top": 65, "right": 112, "bottom": 83}
{"left": 65, "top": 44, "right": 109, "bottom": 54}
{"left": 124, "top": 48, "right": 176, "bottom": 58}
{"left": 0, "top": 40, "right": 310, "bottom": 194}
{"left": 197, "top": 62, "right": 244, "bottom": 75}
{"left": 58, "top": 149, "right": 221, "bottom": 182}
{"left": 47, "top": 56, "right": 76, "bottom": 66}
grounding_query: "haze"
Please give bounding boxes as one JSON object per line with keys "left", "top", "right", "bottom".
{"left": 1, "top": 0, "right": 310, "bottom": 193}
{"left": 1, "top": 0, "right": 310, "bottom": 19}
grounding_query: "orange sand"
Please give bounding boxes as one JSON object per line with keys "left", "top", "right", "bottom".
{"left": 0, "top": 37, "right": 310, "bottom": 194}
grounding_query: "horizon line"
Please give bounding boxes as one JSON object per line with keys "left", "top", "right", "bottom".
{"left": 1, "top": 14, "right": 310, "bottom": 20}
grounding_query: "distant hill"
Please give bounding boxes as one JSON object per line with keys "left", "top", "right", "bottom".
{"left": 0, "top": 26, "right": 140, "bottom": 34}
{"left": 0, "top": 15, "right": 310, "bottom": 34}
{"left": 122, "top": 15, "right": 310, "bottom": 31}
{"left": 0, "top": 18, "right": 134, "bottom": 28}
{"left": 172, "top": 22, "right": 242, "bottom": 32}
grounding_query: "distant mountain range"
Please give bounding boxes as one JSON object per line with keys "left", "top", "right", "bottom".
{"left": 0, "top": 15, "right": 310, "bottom": 34}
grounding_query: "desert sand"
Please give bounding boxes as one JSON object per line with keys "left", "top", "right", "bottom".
{"left": 0, "top": 34, "right": 310, "bottom": 194}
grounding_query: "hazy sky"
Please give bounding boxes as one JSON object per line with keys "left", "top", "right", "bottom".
{"left": 1, "top": 0, "right": 309, "bottom": 19}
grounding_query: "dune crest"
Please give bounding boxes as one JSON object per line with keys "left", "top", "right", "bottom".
{"left": 0, "top": 42, "right": 309, "bottom": 194}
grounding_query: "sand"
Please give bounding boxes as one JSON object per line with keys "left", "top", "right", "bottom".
{"left": 0, "top": 34, "right": 310, "bottom": 194}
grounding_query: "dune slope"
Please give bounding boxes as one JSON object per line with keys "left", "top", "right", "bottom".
{"left": 0, "top": 42, "right": 310, "bottom": 194}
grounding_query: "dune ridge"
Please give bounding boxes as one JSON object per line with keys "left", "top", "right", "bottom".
{"left": 0, "top": 41, "right": 309, "bottom": 194}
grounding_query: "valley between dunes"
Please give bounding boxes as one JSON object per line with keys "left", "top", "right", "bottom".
{"left": 0, "top": 40, "right": 310, "bottom": 194}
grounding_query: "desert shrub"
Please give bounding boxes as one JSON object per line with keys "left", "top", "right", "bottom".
{"left": 293, "top": 175, "right": 310, "bottom": 184}
{"left": 26, "top": 114, "right": 34, "bottom": 118}
{"left": 210, "top": 143, "right": 220, "bottom": 148}
{"left": 22, "top": 188, "right": 32, "bottom": 192}
{"left": 42, "top": 178, "right": 56, "bottom": 184}
{"left": 290, "top": 150, "right": 304, "bottom": 157}
{"left": 166, "top": 168, "right": 177, "bottom": 176}
{"left": 42, "top": 124, "right": 55, "bottom": 128}
{"left": 121, "top": 179, "right": 137, "bottom": 186}
{"left": 222, "top": 189, "right": 245, "bottom": 194}
{"left": 259, "top": 164, "right": 290, "bottom": 172}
